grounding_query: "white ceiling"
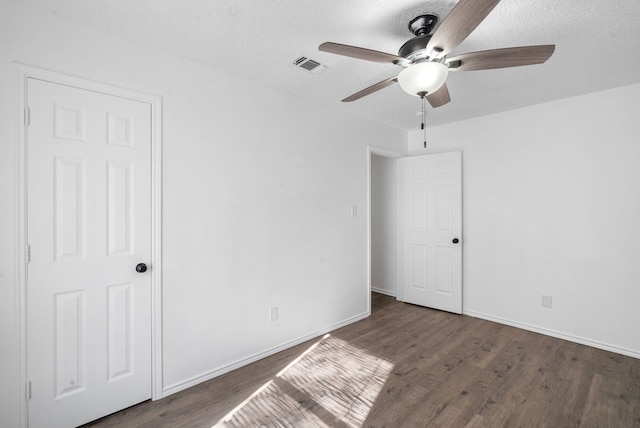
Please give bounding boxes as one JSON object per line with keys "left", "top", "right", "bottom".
{"left": 24, "top": 0, "right": 640, "bottom": 130}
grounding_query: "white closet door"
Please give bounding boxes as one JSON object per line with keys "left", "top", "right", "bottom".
{"left": 27, "top": 78, "right": 152, "bottom": 427}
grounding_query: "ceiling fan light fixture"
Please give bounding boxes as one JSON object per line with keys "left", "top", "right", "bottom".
{"left": 397, "top": 61, "right": 449, "bottom": 97}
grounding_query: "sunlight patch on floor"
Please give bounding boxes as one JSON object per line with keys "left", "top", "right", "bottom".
{"left": 214, "top": 334, "right": 394, "bottom": 427}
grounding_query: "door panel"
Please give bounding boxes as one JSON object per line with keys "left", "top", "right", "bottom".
{"left": 400, "top": 152, "right": 462, "bottom": 313}
{"left": 27, "top": 78, "right": 152, "bottom": 427}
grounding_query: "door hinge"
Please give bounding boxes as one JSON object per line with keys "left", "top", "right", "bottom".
{"left": 24, "top": 106, "right": 30, "bottom": 127}
{"left": 26, "top": 380, "right": 32, "bottom": 400}
{"left": 26, "top": 244, "right": 31, "bottom": 264}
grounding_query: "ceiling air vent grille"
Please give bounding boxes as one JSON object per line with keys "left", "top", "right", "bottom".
{"left": 292, "top": 56, "right": 326, "bottom": 73}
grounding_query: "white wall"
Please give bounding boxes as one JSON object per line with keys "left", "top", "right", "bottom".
{"left": 409, "top": 83, "right": 640, "bottom": 357}
{"left": 0, "top": 2, "right": 406, "bottom": 425}
{"left": 370, "top": 154, "right": 398, "bottom": 296}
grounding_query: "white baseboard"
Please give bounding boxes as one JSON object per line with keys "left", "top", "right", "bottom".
{"left": 160, "top": 311, "right": 371, "bottom": 398}
{"left": 371, "top": 287, "right": 396, "bottom": 297}
{"left": 463, "top": 309, "right": 640, "bottom": 360}
{"left": 161, "top": 306, "right": 639, "bottom": 399}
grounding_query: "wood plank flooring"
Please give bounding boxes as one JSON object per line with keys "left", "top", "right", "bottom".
{"left": 83, "top": 293, "right": 640, "bottom": 427}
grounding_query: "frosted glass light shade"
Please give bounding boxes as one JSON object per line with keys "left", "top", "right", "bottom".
{"left": 397, "top": 62, "right": 449, "bottom": 97}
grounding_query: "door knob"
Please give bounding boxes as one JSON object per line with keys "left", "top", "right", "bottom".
{"left": 452, "top": 238, "right": 460, "bottom": 244}
{"left": 135, "top": 263, "right": 148, "bottom": 273}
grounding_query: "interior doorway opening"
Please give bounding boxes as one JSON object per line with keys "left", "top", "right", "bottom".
{"left": 367, "top": 147, "right": 402, "bottom": 314}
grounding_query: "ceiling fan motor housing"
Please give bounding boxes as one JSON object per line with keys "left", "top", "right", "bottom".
{"left": 399, "top": 14, "right": 438, "bottom": 59}
{"left": 399, "top": 34, "right": 433, "bottom": 58}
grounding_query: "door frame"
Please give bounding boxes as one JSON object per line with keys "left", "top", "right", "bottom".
{"left": 366, "top": 145, "right": 404, "bottom": 313}
{"left": 13, "top": 63, "right": 163, "bottom": 426}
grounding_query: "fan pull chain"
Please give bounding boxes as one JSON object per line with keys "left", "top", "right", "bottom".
{"left": 421, "top": 96, "right": 427, "bottom": 148}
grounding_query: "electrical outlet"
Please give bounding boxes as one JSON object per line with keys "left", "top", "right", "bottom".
{"left": 351, "top": 205, "right": 358, "bottom": 217}
{"left": 270, "top": 306, "right": 278, "bottom": 322}
{"left": 542, "top": 295, "right": 553, "bottom": 308}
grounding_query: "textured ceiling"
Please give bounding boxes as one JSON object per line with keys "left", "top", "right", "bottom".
{"left": 23, "top": 0, "right": 640, "bottom": 130}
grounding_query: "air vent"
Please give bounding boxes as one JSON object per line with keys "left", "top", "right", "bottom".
{"left": 292, "top": 56, "right": 326, "bottom": 73}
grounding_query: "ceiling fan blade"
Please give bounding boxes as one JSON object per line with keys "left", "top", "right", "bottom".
{"left": 319, "top": 42, "right": 408, "bottom": 65}
{"left": 427, "top": 83, "right": 451, "bottom": 108}
{"left": 341, "top": 76, "right": 398, "bottom": 102}
{"left": 426, "top": 0, "right": 501, "bottom": 56}
{"left": 447, "top": 45, "right": 555, "bottom": 71}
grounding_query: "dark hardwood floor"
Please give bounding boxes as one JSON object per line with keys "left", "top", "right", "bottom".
{"left": 83, "top": 293, "right": 640, "bottom": 427}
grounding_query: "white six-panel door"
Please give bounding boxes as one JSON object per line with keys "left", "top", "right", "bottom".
{"left": 399, "top": 152, "right": 462, "bottom": 313}
{"left": 26, "top": 78, "right": 152, "bottom": 427}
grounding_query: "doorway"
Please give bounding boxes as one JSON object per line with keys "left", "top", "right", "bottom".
{"left": 368, "top": 148, "right": 463, "bottom": 314}
{"left": 369, "top": 151, "right": 400, "bottom": 299}
{"left": 368, "top": 147, "right": 402, "bottom": 313}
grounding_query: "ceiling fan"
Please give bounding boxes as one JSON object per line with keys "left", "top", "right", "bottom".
{"left": 318, "top": 0, "right": 555, "bottom": 108}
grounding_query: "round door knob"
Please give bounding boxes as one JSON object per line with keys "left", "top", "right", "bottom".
{"left": 135, "top": 263, "right": 148, "bottom": 273}
{"left": 452, "top": 238, "right": 460, "bottom": 244}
